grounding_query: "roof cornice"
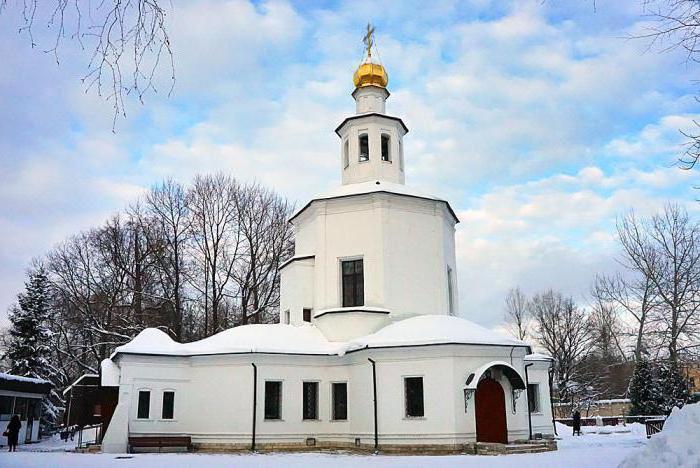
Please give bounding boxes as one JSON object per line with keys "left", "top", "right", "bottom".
{"left": 335, "top": 113, "right": 409, "bottom": 136}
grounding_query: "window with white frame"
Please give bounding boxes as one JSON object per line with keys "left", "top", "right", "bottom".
{"left": 358, "top": 133, "right": 369, "bottom": 161}
{"left": 341, "top": 259, "right": 364, "bottom": 307}
{"left": 404, "top": 377, "right": 424, "bottom": 418}
{"left": 447, "top": 267, "right": 455, "bottom": 316}
{"left": 528, "top": 383, "right": 540, "bottom": 413}
{"left": 137, "top": 390, "right": 150, "bottom": 419}
{"left": 264, "top": 381, "right": 282, "bottom": 420}
{"left": 332, "top": 382, "right": 348, "bottom": 421}
{"left": 343, "top": 140, "right": 350, "bottom": 168}
{"left": 162, "top": 391, "right": 175, "bottom": 419}
{"left": 381, "top": 133, "right": 391, "bottom": 162}
{"left": 284, "top": 309, "right": 290, "bottom": 324}
{"left": 303, "top": 381, "right": 319, "bottom": 420}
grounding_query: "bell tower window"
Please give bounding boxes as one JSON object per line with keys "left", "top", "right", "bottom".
{"left": 359, "top": 134, "right": 369, "bottom": 162}
{"left": 343, "top": 140, "right": 350, "bottom": 168}
{"left": 381, "top": 134, "right": 390, "bottom": 162}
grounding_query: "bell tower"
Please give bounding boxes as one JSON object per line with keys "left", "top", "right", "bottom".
{"left": 336, "top": 24, "right": 408, "bottom": 186}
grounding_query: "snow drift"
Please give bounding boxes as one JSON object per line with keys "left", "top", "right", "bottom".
{"left": 619, "top": 402, "right": 700, "bottom": 468}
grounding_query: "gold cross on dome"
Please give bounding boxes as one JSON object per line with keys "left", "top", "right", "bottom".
{"left": 363, "top": 23, "right": 375, "bottom": 57}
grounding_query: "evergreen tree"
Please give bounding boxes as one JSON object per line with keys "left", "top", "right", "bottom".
{"left": 3, "top": 267, "right": 60, "bottom": 432}
{"left": 628, "top": 358, "right": 662, "bottom": 416}
{"left": 657, "top": 360, "right": 690, "bottom": 414}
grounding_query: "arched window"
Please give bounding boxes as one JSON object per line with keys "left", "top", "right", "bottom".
{"left": 359, "top": 134, "right": 369, "bottom": 162}
{"left": 343, "top": 140, "right": 349, "bottom": 168}
{"left": 381, "top": 134, "right": 390, "bottom": 162}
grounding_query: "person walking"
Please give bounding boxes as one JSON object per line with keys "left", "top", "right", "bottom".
{"left": 5, "top": 415, "right": 21, "bottom": 451}
{"left": 572, "top": 410, "right": 582, "bottom": 436}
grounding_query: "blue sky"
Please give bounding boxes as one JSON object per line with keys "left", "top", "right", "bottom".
{"left": 0, "top": 0, "right": 698, "bottom": 328}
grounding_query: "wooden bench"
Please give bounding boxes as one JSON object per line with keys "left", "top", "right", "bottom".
{"left": 128, "top": 436, "right": 192, "bottom": 453}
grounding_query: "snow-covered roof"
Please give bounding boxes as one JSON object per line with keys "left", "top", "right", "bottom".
{"left": 290, "top": 180, "right": 458, "bottom": 223}
{"left": 0, "top": 373, "right": 50, "bottom": 385}
{"left": 62, "top": 374, "right": 99, "bottom": 396}
{"left": 524, "top": 352, "right": 554, "bottom": 362}
{"left": 347, "top": 315, "right": 528, "bottom": 351}
{"left": 113, "top": 324, "right": 346, "bottom": 357}
{"left": 0, "top": 372, "right": 52, "bottom": 394}
{"left": 113, "top": 315, "right": 529, "bottom": 359}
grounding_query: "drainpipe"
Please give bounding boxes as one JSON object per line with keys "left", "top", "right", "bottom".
{"left": 524, "top": 363, "right": 534, "bottom": 440}
{"left": 251, "top": 363, "right": 257, "bottom": 452}
{"left": 368, "top": 358, "right": 378, "bottom": 453}
{"left": 548, "top": 366, "right": 557, "bottom": 436}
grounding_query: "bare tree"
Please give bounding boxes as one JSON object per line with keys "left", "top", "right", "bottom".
{"left": 0, "top": 0, "right": 174, "bottom": 126}
{"left": 503, "top": 287, "right": 530, "bottom": 340}
{"left": 592, "top": 274, "right": 658, "bottom": 362}
{"left": 187, "top": 174, "right": 242, "bottom": 335}
{"left": 617, "top": 205, "right": 700, "bottom": 362}
{"left": 234, "top": 183, "right": 294, "bottom": 325}
{"left": 145, "top": 179, "right": 191, "bottom": 339}
{"left": 529, "top": 290, "right": 593, "bottom": 402}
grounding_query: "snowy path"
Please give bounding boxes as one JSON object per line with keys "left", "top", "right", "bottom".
{"left": 0, "top": 429, "right": 647, "bottom": 467}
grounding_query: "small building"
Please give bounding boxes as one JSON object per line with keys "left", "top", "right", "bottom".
{"left": 63, "top": 374, "right": 119, "bottom": 435}
{"left": 0, "top": 372, "right": 52, "bottom": 445}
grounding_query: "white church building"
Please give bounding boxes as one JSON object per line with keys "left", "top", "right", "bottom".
{"left": 100, "top": 34, "right": 556, "bottom": 454}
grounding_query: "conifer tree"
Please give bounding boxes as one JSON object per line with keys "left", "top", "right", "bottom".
{"left": 628, "top": 358, "right": 662, "bottom": 416}
{"left": 657, "top": 360, "right": 690, "bottom": 414}
{"left": 4, "top": 266, "right": 60, "bottom": 431}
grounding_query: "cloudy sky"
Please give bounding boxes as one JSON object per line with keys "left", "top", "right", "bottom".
{"left": 1, "top": 0, "right": 698, "bottom": 329}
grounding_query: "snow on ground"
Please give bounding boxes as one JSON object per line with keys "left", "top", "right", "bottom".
{"left": 620, "top": 403, "right": 700, "bottom": 468}
{"left": 0, "top": 424, "right": 648, "bottom": 468}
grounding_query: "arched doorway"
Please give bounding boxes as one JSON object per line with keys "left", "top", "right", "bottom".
{"left": 475, "top": 377, "right": 508, "bottom": 443}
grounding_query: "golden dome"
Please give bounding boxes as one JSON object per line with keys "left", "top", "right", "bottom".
{"left": 353, "top": 61, "right": 388, "bottom": 89}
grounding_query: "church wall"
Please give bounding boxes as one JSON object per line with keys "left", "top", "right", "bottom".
{"left": 279, "top": 258, "right": 315, "bottom": 325}
{"left": 382, "top": 197, "right": 455, "bottom": 319}
{"left": 289, "top": 193, "right": 457, "bottom": 324}
{"left": 525, "top": 363, "right": 555, "bottom": 437}
{"left": 112, "top": 345, "right": 552, "bottom": 451}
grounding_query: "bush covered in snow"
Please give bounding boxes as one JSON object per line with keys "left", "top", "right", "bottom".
{"left": 619, "top": 402, "right": 700, "bottom": 468}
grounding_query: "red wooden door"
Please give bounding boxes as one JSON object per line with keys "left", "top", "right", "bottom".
{"left": 475, "top": 377, "right": 508, "bottom": 443}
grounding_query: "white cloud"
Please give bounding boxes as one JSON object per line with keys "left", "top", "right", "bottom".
{"left": 1, "top": 0, "right": 699, "bottom": 330}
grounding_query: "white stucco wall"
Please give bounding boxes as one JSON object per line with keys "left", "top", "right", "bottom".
{"left": 105, "top": 343, "right": 553, "bottom": 452}
{"left": 282, "top": 193, "right": 458, "bottom": 338}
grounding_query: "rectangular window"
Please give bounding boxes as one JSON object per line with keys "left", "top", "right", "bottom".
{"left": 14, "top": 398, "right": 27, "bottom": 420}
{"left": 447, "top": 267, "right": 455, "bottom": 316}
{"left": 342, "top": 259, "right": 364, "bottom": 307}
{"left": 404, "top": 377, "right": 424, "bottom": 418}
{"left": 359, "top": 134, "right": 369, "bottom": 161}
{"left": 332, "top": 382, "right": 348, "bottom": 421}
{"left": 303, "top": 382, "right": 319, "bottom": 420}
{"left": 162, "top": 391, "right": 175, "bottom": 419}
{"left": 137, "top": 391, "right": 150, "bottom": 419}
{"left": 344, "top": 140, "right": 350, "bottom": 168}
{"left": 528, "top": 384, "right": 540, "bottom": 413}
{"left": 303, "top": 308, "right": 312, "bottom": 322}
{"left": 381, "top": 134, "right": 390, "bottom": 161}
{"left": 264, "top": 381, "right": 282, "bottom": 420}
{"left": 284, "top": 309, "right": 290, "bottom": 324}
{"left": 399, "top": 140, "right": 404, "bottom": 171}
{"left": 93, "top": 404, "right": 102, "bottom": 417}
{"left": 0, "top": 396, "right": 14, "bottom": 421}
